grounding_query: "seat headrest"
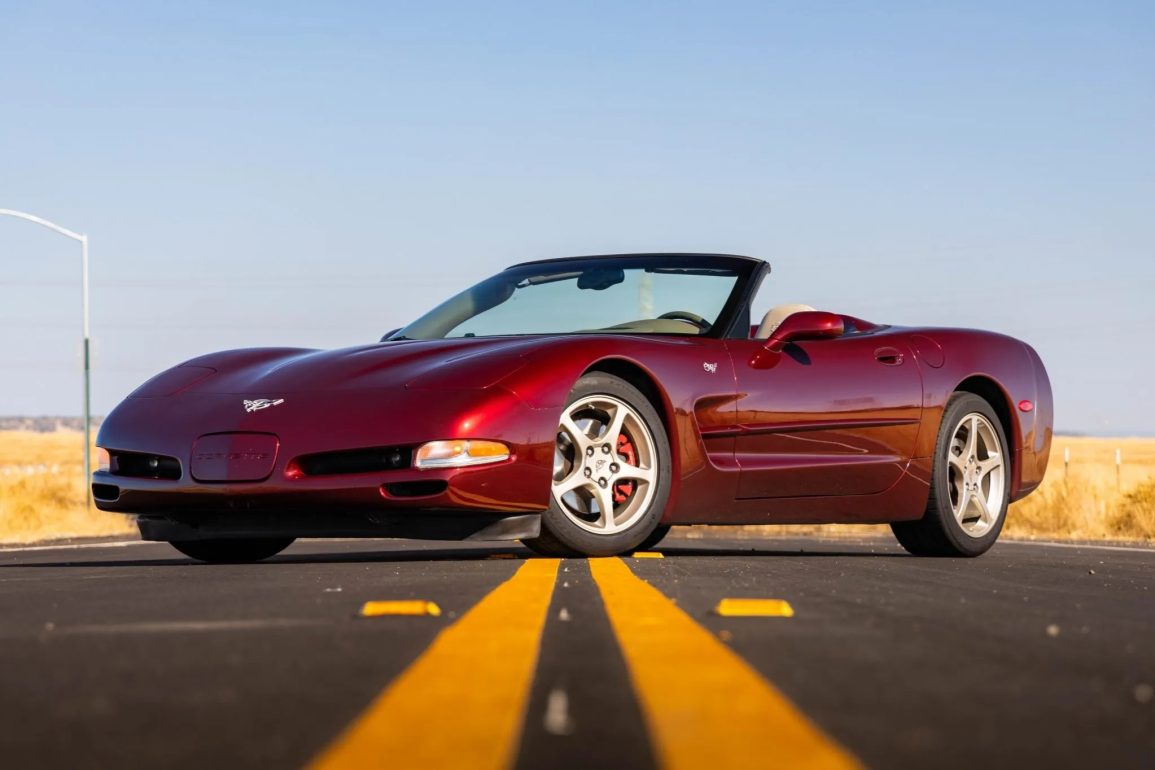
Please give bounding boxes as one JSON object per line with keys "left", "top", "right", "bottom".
{"left": 755, "top": 304, "right": 816, "bottom": 339}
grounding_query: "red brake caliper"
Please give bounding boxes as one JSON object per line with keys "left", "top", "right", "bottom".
{"left": 614, "top": 433, "right": 637, "bottom": 504}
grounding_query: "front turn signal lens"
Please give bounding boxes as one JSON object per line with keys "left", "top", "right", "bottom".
{"left": 414, "top": 440, "right": 510, "bottom": 469}
{"left": 96, "top": 447, "right": 111, "bottom": 473}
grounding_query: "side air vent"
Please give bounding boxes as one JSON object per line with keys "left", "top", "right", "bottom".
{"left": 110, "top": 451, "right": 182, "bottom": 480}
{"left": 294, "top": 446, "right": 412, "bottom": 477}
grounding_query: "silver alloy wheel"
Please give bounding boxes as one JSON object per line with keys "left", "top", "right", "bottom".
{"left": 947, "top": 412, "right": 1006, "bottom": 538}
{"left": 551, "top": 394, "right": 658, "bottom": 535}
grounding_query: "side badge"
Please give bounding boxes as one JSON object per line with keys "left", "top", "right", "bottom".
{"left": 702, "top": 362, "right": 718, "bottom": 374}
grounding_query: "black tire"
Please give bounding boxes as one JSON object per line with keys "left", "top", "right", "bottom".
{"left": 523, "top": 373, "right": 672, "bottom": 558}
{"left": 520, "top": 537, "right": 580, "bottom": 558}
{"left": 523, "top": 523, "right": 671, "bottom": 557}
{"left": 168, "top": 538, "right": 295, "bottom": 564}
{"left": 892, "top": 393, "right": 1010, "bottom": 557}
{"left": 635, "top": 524, "right": 672, "bottom": 551}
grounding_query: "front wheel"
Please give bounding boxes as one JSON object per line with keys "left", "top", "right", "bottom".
{"left": 635, "top": 524, "right": 672, "bottom": 551}
{"left": 523, "top": 373, "right": 672, "bottom": 557}
{"left": 892, "top": 393, "right": 1009, "bottom": 557}
{"left": 168, "top": 538, "right": 295, "bottom": 564}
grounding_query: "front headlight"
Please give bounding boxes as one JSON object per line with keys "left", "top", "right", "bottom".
{"left": 96, "top": 447, "right": 111, "bottom": 473}
{"left": 414, "top": 440, "right": 510, "bottom": 469}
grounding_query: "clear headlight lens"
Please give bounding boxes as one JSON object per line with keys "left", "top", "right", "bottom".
{"left": 414, "top": 440, "right": 510, "bottom": 469}
{"left": 96, "top": 447, "right": 111, "bottom": 473}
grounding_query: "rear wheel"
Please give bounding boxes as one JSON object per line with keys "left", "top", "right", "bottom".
{"left": 168, "top": 538, "right": 295, "bottom": 564}
{"left": 892, "top": 393, "right": 1009, "bottom": 557}
{"left": 523, "top": 373, "right": 671, "bottom": 557}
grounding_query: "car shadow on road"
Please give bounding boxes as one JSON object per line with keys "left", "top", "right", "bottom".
{"left": 0, "top": 545, "right": 533, "bottom": 569}
{"left": 0, "top": 537, "right": 914, "bottom": 568}
{"left": 652, "top": 544, "right": 911, "bottom": 559}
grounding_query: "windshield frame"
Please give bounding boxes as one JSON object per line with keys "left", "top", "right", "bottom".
{"left": 391, "top": 253, "right": 767, "bottom": 342}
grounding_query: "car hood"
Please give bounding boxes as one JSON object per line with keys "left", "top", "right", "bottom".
{"left": 173, "top": 337, "right": 545, "bottom": 395}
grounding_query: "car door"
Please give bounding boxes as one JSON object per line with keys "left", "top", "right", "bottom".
{"left": 725, "top": 330, "right": 923, "bottom": 498}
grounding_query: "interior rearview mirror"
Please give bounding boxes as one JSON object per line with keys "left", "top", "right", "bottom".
{"left": 577, "top": 267, "right": 625, "bottom": 291}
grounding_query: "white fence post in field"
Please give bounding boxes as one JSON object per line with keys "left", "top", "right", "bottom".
{"left": 1116, "top": 448, "right": 1122, "bottom": 490}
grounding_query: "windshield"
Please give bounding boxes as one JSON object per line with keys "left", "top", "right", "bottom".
{"left": 394, "top": 258, "right": 744, "bottom": 340}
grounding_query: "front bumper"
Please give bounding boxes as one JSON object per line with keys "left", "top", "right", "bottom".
{"left": 93, "top": 385, "right": 556, "bottom": 534}
{"left": 92, "top": 458, "right": 549, "bottom": 515}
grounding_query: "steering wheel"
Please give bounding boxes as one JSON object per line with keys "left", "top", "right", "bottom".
{"left": 657, "top": 310, "right": 712, "bottom": 331}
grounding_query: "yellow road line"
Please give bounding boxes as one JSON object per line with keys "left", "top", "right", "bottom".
{"left": 358, "top": 600, "right": 442, "bottom": 617}
{"left": 631, "top": 551, "right": 665, "bottom": 559}
{"left": 309, "top": 559, "right": 560, "bottom": 770}
{"left": 714, "top": 598, "right": 795, "bottom": 617}
{"left": 590, "top": 558, "right": 860, "bottom": 770}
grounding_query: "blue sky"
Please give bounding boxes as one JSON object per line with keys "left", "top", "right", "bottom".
{"left": 2, "top": 1, "right": 1153, "bottom": 434}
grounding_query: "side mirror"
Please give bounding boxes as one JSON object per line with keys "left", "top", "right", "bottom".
{"left": 764, "top": 311, "right": 844, "bottom": 352}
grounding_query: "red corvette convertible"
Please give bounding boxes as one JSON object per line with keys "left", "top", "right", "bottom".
{"left": 93, "top": 253, "right": 1052, "bottom": 562}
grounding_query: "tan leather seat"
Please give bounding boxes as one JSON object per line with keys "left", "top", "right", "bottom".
{"left": 755, "top": 303, "right": 815, "bottom": 339}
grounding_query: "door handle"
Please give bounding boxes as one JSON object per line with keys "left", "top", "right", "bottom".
{"left": 874, "top": 347, "right": 904, "bottom": 366}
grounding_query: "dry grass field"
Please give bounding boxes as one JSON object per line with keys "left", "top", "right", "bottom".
{"left": 0, "top": 431, "right": 133, "bottom": 544}
{"left": 1005, "top": 436, "right": 1155, "bottom": 541}
{"left": 1, "top": 430, "right": 1152, "bottom": 545}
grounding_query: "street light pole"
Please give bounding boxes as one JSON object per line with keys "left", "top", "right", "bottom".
{"left": 0, "top": 209, "right": 93, "bottom": 506}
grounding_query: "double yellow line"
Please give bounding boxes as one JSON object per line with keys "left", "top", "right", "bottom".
{"left": 309, "top": 558, "right": 859, "bottom": 770}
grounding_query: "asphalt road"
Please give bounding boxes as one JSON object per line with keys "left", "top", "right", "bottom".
{"left": 0, "top": 534, "right": 1152, "bottom": 769}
